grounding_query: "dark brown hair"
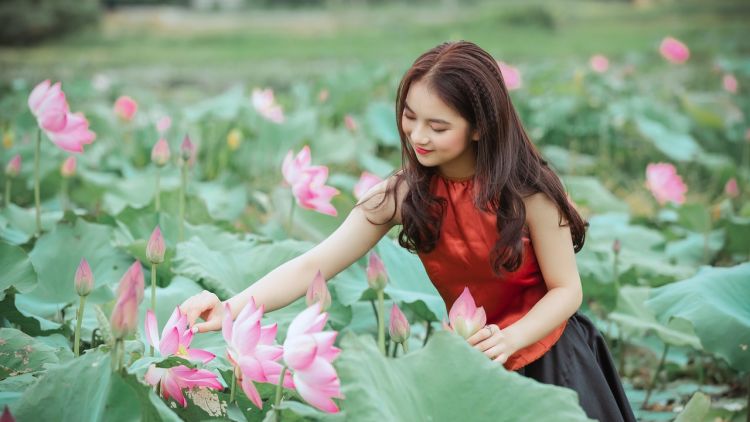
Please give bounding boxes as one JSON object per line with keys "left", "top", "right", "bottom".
{"left": 365, "top": 40, "right": 586, "bottom": 275}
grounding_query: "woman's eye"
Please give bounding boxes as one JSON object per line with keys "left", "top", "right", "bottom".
{"left": 432, "top": 128, "right": 447, "bottom": 133}
{"left": 404, "top": 114, "right": 415, "bottom": 120}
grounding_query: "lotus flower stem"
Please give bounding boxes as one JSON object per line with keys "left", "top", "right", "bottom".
{"left": 155, "top": 169, "right": 161, "bottom": 212}
{"left": 423, "top": 321, "right": 432, "bottom": 347}
{"left": 34, "top": 129, "right": 41, "bottom": 236}
{"left": 391, "top": 343, "right": 397, "bottom": 358}
{"left": 273, "top": 365, "right": 288, "bottom": 419}
{"left": 377, "top": 289, "right": 385, "bottom": 356}
{"left": 642, "top": 342, "right": 670, "bottom": 409}
{"left": 229, "top": 367, "right": 237, "bottom": 403}
{"left": 74, "top": 295, "right": 87, "bottom": 356}
{"left": 178, "top": 164, "right": 187, "bottom": 242}
{"left": 402, "top": 341, "right": 409, "bottom": 354}
{"left": 4, "top": 179, "right": 10, "bottom": 208}
{"left": 61, "top": 177, "right": 68, "bottom": 212}
{"left": 150, "top": 263, "right": 157, "bottom": 356}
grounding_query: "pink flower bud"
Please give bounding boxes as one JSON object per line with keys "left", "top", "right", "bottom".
{"left": 725, "top": 178, "right": 739, "bottom": 198}
{"left": 388, "top": 303, "right": 410, "bottom": 344}
{"left": 116, "top": 261, "right": 145, "bottom": 305}
{"left": 344, "top": 114, "right": 357, "bottom": 132}
{"left": 589, "top": 54, "right": 609, "bottom": 73}
{"left": 146, "top": 226, "right": 165, "bottom": 264}
{"left": 612, "top": 239, "right": 621, "bottom": 254}
{"left": 110, "top": 283, "right": 139, "bottom": 339}
{"left": 5, "top": 155, "right": 21, "bottom": 177}
{"left": 60, "top": 156, "right": 76, "bottom": 178}
{"left": 305, "top": 270, "right": 332, "bottom": 311}
{"left": 74, "top": 258, "right": 94, "bottom": 296}
{"left": 156, "top": 116, "right": 172, "bottom": 134}
{"left": 366, "top": 252, "right": 388, "bottom": 291}
{"left": 180, "top": 134, "right": 195, "bottom": 165}
{"left": 318, "top": 89, "right": 329, "bottom": 102}
{"left": 722, "top": 74, "right": 738, "bottom": 94}
{"left": 659, "top": 37, "right": 690, "bottom": 64}
{"left": 151, "top": 138, "right": 171, "bottom": 167}
{"left": 114, "top": 96, "right": 138, "bottom": 121}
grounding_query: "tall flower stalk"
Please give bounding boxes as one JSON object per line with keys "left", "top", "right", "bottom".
{"left": 178, "top": 135, "right": 194, "bottom": 242}
{"left": 4, "top": 155, "right": 21, "bottom": 208}
{"left": 151, "top": 138, "right": 170, "bottom": 212}
{"left": 366, "top": 252, "right": 388, "bottom": 355}
{"left": 60, "top": 156, "right": 76, "bottom": 212}
{"left": 73, "top": 258, "right": 94, "bottom": 356}
{"left": 146, "top": 226, "right": 165, "bottom": 356}
{"left": 34, "top": 130, "right": 41, "bottom": 235}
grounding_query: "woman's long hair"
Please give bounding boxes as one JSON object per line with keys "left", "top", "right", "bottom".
{"left": 366, "top": 40, "right": 586, "bottom": 275}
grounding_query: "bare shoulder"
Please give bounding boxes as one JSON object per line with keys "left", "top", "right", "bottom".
{"left": 356, "top": 172, "right": 409, "bottom": 226}
{"left": 522, "top": 192, "right": 566, "bottom": 231}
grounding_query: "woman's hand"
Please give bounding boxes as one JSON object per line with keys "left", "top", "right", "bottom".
{"left": 466, "top": 324, "right": 521, "bottom": 364}
{"left": 179, "top": 290, "right": 224, "bottom": 333}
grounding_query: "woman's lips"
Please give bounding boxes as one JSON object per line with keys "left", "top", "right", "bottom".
{"left": 415, "top": 146, "right": 432, "bottom": 155}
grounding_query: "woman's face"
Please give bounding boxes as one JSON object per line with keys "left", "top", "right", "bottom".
{"left": 401, "top": 79, "right": 478, "bottom": 179}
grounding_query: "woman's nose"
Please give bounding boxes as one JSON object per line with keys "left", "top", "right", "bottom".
{"left": 410, "top": 123, "right": 428, "bottom": 144}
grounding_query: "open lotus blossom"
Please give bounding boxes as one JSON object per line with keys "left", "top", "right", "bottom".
{"left": 74, "top": 258, "right": 94, "bottom": 297}
{"left": 282, "top": 146, "right": 313, "bottom": 186}
{"left": 114, "top": 96, "right": 138, "bottom": 121}
{"left": 725, "top": 178, "right": 739, "bottom": 198}
{"left": 291, "top": 166, "right": 339, "bottom": 216}
{"left": 496, "top": 61, "right": 522, "bottom": 90}
{"left": 144, "top": 364, "right": 222, "bottom": 407}
{"left": 645, "top": 162, "right": 687, "bottom": 205}
{"left": 353, "top": 171, "right": 382, "bottom": 201}
{"left": 5, "top": 155, "right": 21, "bottom": 177}
{"left": 659, "top": 37, "right": 690, "bottom": 64}
{"left": 156, "top": 116, "right": 172, "bottom": 134}
{"left": 723, "top": 74, "right": 738, "bottom": 94}
{"left": 145, "top": 308, "right": 215, "bottom": 362}
{"left": 366, "top": 251, "right": 388, "bottom": 291}
{"left": 443, "top": 287, "right": 487, "bottom": 339}
{"left": 305, "top": 270, "right": 332, "bottom": 311}
{"left": 151, "top": 138, "right": 171, "bottom": 166}
{"left": 589, "top": 54, "right": 609, "bottom": 73}
{"left": 28, "top": 80, "right": 96, "bottom": 153}
{"left": 283, "top": 302, "right": 343, "bottom": 413}
{"left": 222, "top": 300, "right": 293, "bottom": 409}
{"left": 389, "top": 303, "right": 410, "bottom": 344}
{"left": 60, "top": 156, "right": 76, "bottom": 178}
{"left": 251, "top": 88, "right": 284, "bottom": 124}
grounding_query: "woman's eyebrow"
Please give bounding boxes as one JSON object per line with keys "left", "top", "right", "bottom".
{"left": 404, "top": 103, "right": 451, "bottom": 125}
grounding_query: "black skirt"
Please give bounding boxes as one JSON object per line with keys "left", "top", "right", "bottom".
{"left": 516, "top": 311, "right": 637, "bottom": 422}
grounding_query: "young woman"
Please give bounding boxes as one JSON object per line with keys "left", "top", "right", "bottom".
{"left": 180, "top": 40, "right": 637, "bottom": 421}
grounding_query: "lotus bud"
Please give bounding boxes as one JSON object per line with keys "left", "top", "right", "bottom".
{"left": 110, "top": 283, "right": 139, "bottom": 339}
{"left": 344, "top": 115, "right": 357, "bottom": 132}
{"left": 447, "top": 287, "right": 486, "bottom": 339}
{"left": 114, "top": 95, "right": 138, "bottom": 121}
{"left": 5, "top": 155, "right": 21, "bottom": 177}
{"left": 74, "top": 258, "right": 94, "bottom": 297}
{"left": 60, "top": 156, "right": 76, "bottom": 178}
{"left": 366, "top": 252, "right": 388, "bottom": 291}
{"left": 151, "top": 138, "right": 170, "bottom": 166}
{"left": 146, "top": 226, "right": 165, "bottom": 265}
{"left": 305, "top": 270, "right": 331, "bottom": 311}
{"left": 725, "top": 178, "right": 739, "bottom": 198}
{"left": 156, "top": 116, "right": 171, "bottom": 134}
{"left": 612, "top": 239, "right": 621, "bottom": 254}
{"left": 116, "top": 261, "right": 145, "bottom": 304}
{"left": 388, "top": 303, "right": 410, "bottom": 344}
{"left": 180, "top": 134, "right": 195, "bottom": 165}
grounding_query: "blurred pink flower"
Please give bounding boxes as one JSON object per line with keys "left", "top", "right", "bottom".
{"left": 659, "top": 37, "right": 690, "bottom": 64}
{"left": 389, "top": 303, "right": 410, "bottom": 344}
{"left": 725, "top": 178, "right": 739, "bottom": 198}
{"left": 318, "top": 89, "right": 329, "bottom": 103}
{"left": 222, "top": 300, "right": 292, "bottom": 409}
{"left": 144, "top": 364, "right": 222, "bottom": 407}
{"left": 282, "top": 146, "right": 312, "bottom": 186}
{"left": 46, "top": 112, "right": 96, "bottom": 153}
{"left": 283, "top": 302, "right": 343, "bottom": 413}
{"left": 114, "top": 96, "right": 138, "bottom": 121}
{"left": 305, "top": 270, "right": 332, "bottom": 311}
{"left": 645, "top": 163, "right": 687, "bottom": 205}
{"left": 366, "top": 251, "right": 388, "bottom": 291}
{"left": 116, "top": 261, "right": 145, "bottom": 305}
{"left": 180, "top": 134, "right": 196, "bottom": 166}
{"left": 60, "top": 156, "right": 76, "bottom": 178}
{"left": 353, "top": 171, "right": 382, "bottom": 201}
{"left": 151, "top": 138, "right": 171, "bottom": 166}
{"left": 156, "top": 116, "right": 172, "bottom": 134}
{"left": 496, "top": 61, "right": 522, "bottom": 90}
{"left": 252, "top": 88, "right": 284, "bottom": 123}
{"left": 74, "top": 258, "right": 94, "bottom": 297}
{"left": 443, "top": 287, "right": 486, "bottom": 339}
{"left": 291, "top": 166, "right": 339, "bottom": 216}
{"left": 146, "top": 226, "right": 165, "bottom": 265}
{"left": 110, "top": 271, "right": 141, "bottom": 339}
{"left": 723, "top": 74, "right": 738, "bottom": 94}
{"left": 5, "top": 155, "right": 21, "bottom": 177}
{"left": 589, "top": 54, "right": 609, "bottom": 73}
{"left": 28, "top": 80, "right": 95, "bottom": 153}
{"left": 344, "top": 115, "right": 357, "bottom": 132}
{"left": 145, "top": 307, "right": 215, "bottom": 362}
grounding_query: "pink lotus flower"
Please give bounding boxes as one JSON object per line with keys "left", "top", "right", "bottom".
{"left": 305, "top": 270, "right": 332, "bottom": 311}
{"left": 353, "top": 171, "right": 382, "bottom": 200}
{"left": 366, "top": 251, "right": 388, "bottom": 291}
{"left": 723, "top": 74, "right": 738, "bottom": 94}
{"left": 151, "top": 138, "right": 171, "bottom": 166}
{"left": 5, "top": 155, "right": 21, "bottom": 177}
{"left": 1, "top": 405, "right": 14, "bottom": 422}
{"left": 116, "top": 261, "right": 145, "bottom": 305}
{"left": 389, "top": 303, "right": 410, "bottom": 344}
{"left": 291, "top": 166, "right": 339, "bottom": 216}
{"left": 496, "top": 61, "right": 522, "bottom": 90}
{"left": 589, "top": 54, "right": 609, "bottom": 73}
{"left": 645, "top": 163, "right": 687, "bottom": 205}
{"left": 60, "top": 156, "right": 76, "bottom": 178}
{"left": 443, "top": 287, "right": 487, "bottom": 339}
{"left": 282, "top": 146, "right": 312, "bottom": 187}
{"left": 344, "top": 115, "right": 357, "bottom": 132}
{"left": 114, "top": 96, "right": 138, "bottom": 121}
{"left": 110, "top": 271, "right": 141, "bottom": 339}
{"left": 146, "top": 226, "right": 165, "bottom": 264}
{"left": 46, "top": 112, "right": 96, "bottom": 153}
{"left": 28, "top": 80, "right": 96, "bottom": 153}
{"left": 144, "top": 364, "right": 222, "bottom": 407}
{"left": 74, "top": 258, "right": 94, "bottom": 297}
{"left": 725, "top": 178, "right": 739, "bottom": 198}
{"left": 283, "top": 302, "right": 343, "bottom": 413}
{"left": 659, "top": 37, "right": 690, "bottom": 64}
{"left": 222, "top": 300, "right": 292, "bottom": 408}
{"left": 156, "top": 116, "right": 172, "bottom": 134}
{"left": 145, "top": 307, "right": 215, "bottom": 362}
{"left": 251, "top": 88, "right": 284, "bottom": 124}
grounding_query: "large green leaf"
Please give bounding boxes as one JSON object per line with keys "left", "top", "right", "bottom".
{"left": 674, "top": 392, "right": 711, "bottom": 422}
{"left": 645, "top": 263, "right": 750, "bottom": 372}
{"left": 365, "top": 101, "right": 400, "bottom": 147}
{"left": 0, "top": 241, "right": 38, "bottom": 298}
{"left": 0, "top": 328, "right": 61, "bottom": 380}
{"left": 336, "top": 332, "right": 593, "bottom": 421}
{"left": 563, "top": 176, "right": 629, "bottom": 214}
{"left": 635, "top": 117, "right": 702, "bottom": 162}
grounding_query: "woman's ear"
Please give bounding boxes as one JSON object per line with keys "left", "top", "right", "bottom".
{"left": 471, "top": 129, "right": 480, "bottom": 142}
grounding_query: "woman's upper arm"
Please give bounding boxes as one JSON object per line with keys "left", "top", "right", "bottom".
{"left": 524, "top": 193, "right": 582, "bottom": 297}
{"left": 302, "top": 176, "right": 404, "bottom": 280}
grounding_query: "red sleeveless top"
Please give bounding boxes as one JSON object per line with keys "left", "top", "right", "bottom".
{"left": 417, "top": 174, "right": 567, "bottom": 371}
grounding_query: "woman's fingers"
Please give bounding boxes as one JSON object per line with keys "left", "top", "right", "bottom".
{"left": 467, "top": 325, "right": 492, "bottom": 346}
{"left": 181, "top": 291, "right": 219, "bottom": 327}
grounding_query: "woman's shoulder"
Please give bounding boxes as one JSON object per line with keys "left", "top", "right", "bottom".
{"left": 356, "top": 171, "right": 409, "bottom": 225}
{"left": 522, "top": 191, "right": 565, "bottom": 232}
